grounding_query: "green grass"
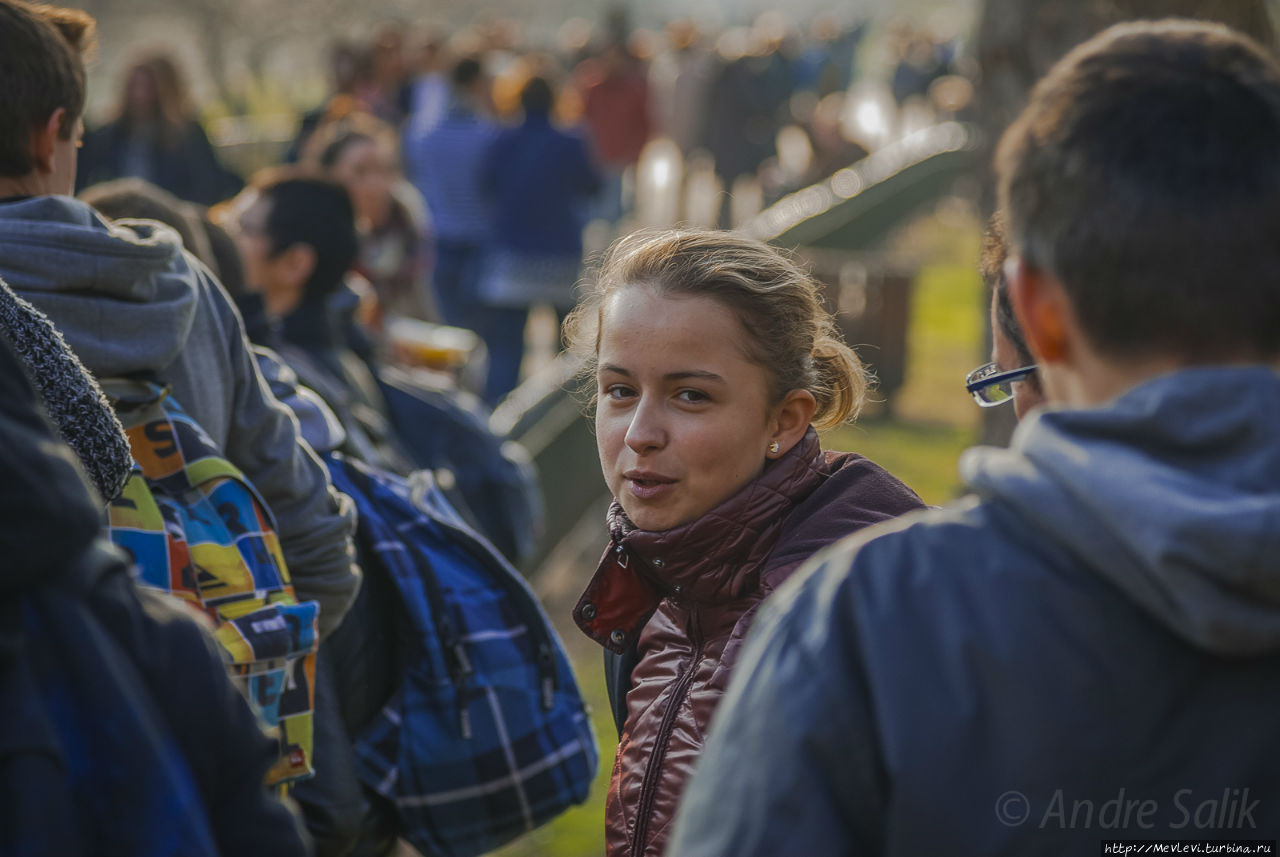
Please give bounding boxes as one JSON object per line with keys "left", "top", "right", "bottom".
{"left": 828, "top": 234, "right": 987, "bottom": 505}
{"left": 490, "top": 211, "right": 987, "bottom": 856}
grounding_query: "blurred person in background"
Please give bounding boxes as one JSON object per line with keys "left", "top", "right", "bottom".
{"left": 891, "top": 24, "right": 956, "bottom": 107}
{"left": 306, "top": 114, "right": 433, "bottom": 324}
{"left": 408, "top": 55, "right": 498, "bottom": 333}
{"left": 794, "top": 15, "right": 865, "bottom": 98}
{"left": 402, "top": 25, "right": 451, "bottom": 145}
{"left": 356, "top": 23, "right": 412, "bottom": 127}
{"left": 577, "top": 40, "right": 651, "bottom": 224}
{"left": 647, "top": 19, "right": 713, "bottom": 158}
{"left": 801, "top": 93, "right": 868, "bottom": 186}
{"left": 479, "top": 74, "right": 600, "bottom": 405}
{"left": 77, "top": 52, "right": 241, "bottom": 205}
{"left": 287, "top": 39, "right": 365, "bottom": 164}
{"left": 704, "top": 22, "right": 792, "bottom": 224}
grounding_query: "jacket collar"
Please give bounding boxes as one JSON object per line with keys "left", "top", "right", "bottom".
{"left": 575, "top": 427, "right": 827, "bottom": 652}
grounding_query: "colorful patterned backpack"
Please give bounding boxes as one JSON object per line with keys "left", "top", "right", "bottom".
{"left": 102, "top": 379, "right": 319, "bottom": 786}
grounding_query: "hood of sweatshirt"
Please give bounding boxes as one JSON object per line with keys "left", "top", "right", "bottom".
{"left": 0, "top": 195, "right": 199, "bottom": 378}
{"left": 962, "top": 366, "right": 1280, "bottom": 655}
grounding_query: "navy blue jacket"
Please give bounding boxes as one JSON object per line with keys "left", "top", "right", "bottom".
{"left": 670, "top": 367, "right": 1280, "bottom": 856}
{"left": 482, "top": 112, "right": 600, "bottom": 256}
{"left": 77, "top": 118, "right": 243, "bottom": 206}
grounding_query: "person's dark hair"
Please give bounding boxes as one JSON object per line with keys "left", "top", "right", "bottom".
{"left": 79, "top": 177, "right": 207, "bottom": 260}
{"left": 565, "top": 229, "right": 870, "bottom": 430}
{"left": 520, "top": 76, "right": 554, "bottom": 115}
{"left": 0, "top": 0, "right": 96, "bottom": 177}
{"left": 302, "top": 111, "right": 396, "bottom": 172}
{"left": 251, "top": 169, "right": 359, "bottom": 301}
{"left": 996, "top": 19, "right": 1280, "bottom": 362}
{"left": 452, "top": 56, "right": 483, "bottom": 89}
{"left": 201, "top": 216, "right": 245, "bottom": 297}
{"left": 980, "top": 211, "right": 1033, "bottom": 369}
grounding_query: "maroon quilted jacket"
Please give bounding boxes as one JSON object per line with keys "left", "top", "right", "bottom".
{"left": 573, "top": 428, "right": 924, "bottom": 857}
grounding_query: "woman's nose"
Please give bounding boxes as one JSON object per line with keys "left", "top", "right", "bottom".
{"left": 624, "top": 397, "right": 666, "bottom": 454}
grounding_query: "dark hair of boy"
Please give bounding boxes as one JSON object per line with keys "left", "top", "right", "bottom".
{"left": 0, "top": 0, "right": 95, "bottom": 176}
{"left": 254, "top": 171, "right": 359, "bottom": 302}
{"left": 79, "top": 176, "right": 204, "bottom": 252}
{"left": 996, "top": 18, "right": 1280, "bottom": 363}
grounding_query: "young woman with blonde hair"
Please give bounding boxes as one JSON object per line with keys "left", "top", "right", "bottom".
{"left": 566, "top": 229, "right": 924, "bottom": 857}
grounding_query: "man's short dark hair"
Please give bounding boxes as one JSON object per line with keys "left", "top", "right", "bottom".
{"left": 452, "top": 56, "right": 483, "bottom": 89}
{"left": 520, "top": 76, "right": 554, "bottom": 115}
{"left": 0, "top": 1, "right": 95, "bottom": 177}
{"left": 252, "top": 170, "right": 358, "bottom": 302}
{"left": 996, "top": 19, "right": 1280, "bottom": 362}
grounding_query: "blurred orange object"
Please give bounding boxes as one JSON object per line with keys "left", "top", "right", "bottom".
{"left": 386, "top": 316, "right": 480, "bottom": 373}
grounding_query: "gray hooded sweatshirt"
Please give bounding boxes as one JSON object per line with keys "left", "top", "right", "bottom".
{"left": 0, "top": 195, "right": 359, "bottom": 637}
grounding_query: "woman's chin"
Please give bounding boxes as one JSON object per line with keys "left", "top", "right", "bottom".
{"left": 621, "top": 501, "right": 688, "bottom": 533}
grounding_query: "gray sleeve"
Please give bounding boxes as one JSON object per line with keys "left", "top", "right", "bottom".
{"left": 667, "top": 554, "right": 885, "bottom": 857}
{"left": 201, "top": 270, "right": 361, "bottom": 638}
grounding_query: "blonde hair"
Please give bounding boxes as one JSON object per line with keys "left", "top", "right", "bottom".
{"left": 564, "top": 229, "right": 870, "bottom": 430}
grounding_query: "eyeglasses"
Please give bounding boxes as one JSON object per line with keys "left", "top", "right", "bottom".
{"left": 965, "top": 362, "right": 1037, "bottom": 407}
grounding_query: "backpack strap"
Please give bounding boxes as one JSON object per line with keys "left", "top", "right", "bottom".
{"left": 97, "top": 377, "right": 169, "bottom": 420}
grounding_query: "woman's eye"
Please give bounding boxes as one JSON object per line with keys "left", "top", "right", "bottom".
{"left": 603, "top": 384, "right": 635, "bottom": 400}
{"left": 677, "top": 389, "right": 710, "bottom": 404}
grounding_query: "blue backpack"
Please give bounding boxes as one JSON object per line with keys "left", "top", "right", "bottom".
{"left": 325, "top": 454, "right": 597, "bottom": 857}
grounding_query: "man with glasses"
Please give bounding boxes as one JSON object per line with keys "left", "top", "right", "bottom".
{"left": 966, "top": 211, "right": 1043, "bottom": 418}
{"left": 670, "top": 19, "right": 1280, "bottom": 855}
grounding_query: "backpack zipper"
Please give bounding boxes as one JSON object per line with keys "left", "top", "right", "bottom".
{"left": 629, "top": 607, "right": 702, "bottom": 856}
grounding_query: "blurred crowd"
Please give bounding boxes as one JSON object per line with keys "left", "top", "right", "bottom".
{"left": 71, "top": 12, "right": 968, "bottom": 406}
{"left": 8, "top": 1, "right": 1280, "bottom": 856}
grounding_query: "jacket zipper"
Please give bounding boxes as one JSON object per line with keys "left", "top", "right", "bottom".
{"left": 630, "top": 607, "right": 703, "bottom": 856}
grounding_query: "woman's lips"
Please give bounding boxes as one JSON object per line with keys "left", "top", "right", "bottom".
{"left": 624, "top": 471, "right": 677, "bottom": 501}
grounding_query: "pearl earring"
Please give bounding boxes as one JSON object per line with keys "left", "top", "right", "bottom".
{"left": 769, "top": 440, "right": 780, "bottom": 455}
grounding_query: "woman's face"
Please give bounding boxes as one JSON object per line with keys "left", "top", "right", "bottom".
{"left": 330, "top": 138, "right": 393, "bottom": 227}
{"left": 125, "top": 66, "right": 159, "bottom": 118}
{"left": 595, "top": 284, "right": 781, "bottom": 532}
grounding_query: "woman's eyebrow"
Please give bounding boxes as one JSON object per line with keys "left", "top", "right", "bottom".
{"left": 598, "top": 366, "right": 726, "bottom": 383}
{"left": 664, "top": 370, "right": 725, "bottom": 383}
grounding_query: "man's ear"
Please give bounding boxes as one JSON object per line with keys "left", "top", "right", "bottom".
{"left": 767, "top": 389, "right": 817, "bottom": 459}
{"left": 1006, "top": 256, "right": 1072, "bottom": 366}
{"left": 31, "top": 108, "right": 67, "bottom": 174}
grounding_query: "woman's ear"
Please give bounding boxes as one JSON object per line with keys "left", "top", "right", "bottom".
{"left": 768, "top": 389, "right": 817, "bottom": 458}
